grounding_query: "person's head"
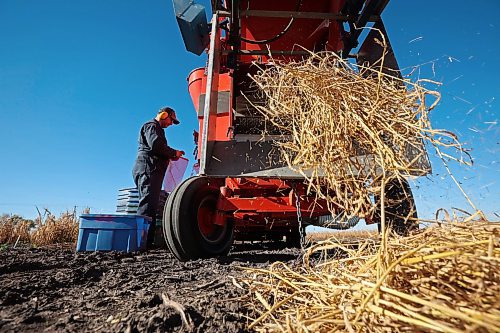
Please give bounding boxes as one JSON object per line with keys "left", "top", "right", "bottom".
{"left": 156, "top": 107, "right": 180, "bottom": 128}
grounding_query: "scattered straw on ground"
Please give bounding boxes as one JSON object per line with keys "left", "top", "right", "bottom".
{"left": 249, "top": 50, "right": 471, "bottom": 219}
{"left": 241, "top": 218, "right": 500, "bottom": 332}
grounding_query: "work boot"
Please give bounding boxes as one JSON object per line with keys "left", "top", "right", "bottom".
{"left": 146, "top": 224, "right": 156, "bottom": 250}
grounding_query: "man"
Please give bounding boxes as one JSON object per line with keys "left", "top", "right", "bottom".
{"left": 132, "top": 106, "right": 185, "bottom": 248}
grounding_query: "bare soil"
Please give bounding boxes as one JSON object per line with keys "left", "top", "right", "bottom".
{"left": 0, "top": 243, "right": 301, "bottom": 332}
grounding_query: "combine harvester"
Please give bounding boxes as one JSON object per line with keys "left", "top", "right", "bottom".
{"left": 164, "top": 0, "right": 429, "bottom": 260}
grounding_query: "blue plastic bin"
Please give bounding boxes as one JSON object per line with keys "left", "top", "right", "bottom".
{"left": 76, "top": 214, "right": 151, "bottom": 252}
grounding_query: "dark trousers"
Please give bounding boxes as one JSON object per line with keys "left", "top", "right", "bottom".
{"left": 132, "top": 155, "right": 167, "bottom": 246}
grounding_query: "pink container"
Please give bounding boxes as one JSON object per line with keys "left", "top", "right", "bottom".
{"left": 163, "top": 157, "right": 189, "bottom": 192}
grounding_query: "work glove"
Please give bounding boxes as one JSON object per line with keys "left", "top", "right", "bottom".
{"left": 171, "top": 150, "right": 185, "bottom": 161}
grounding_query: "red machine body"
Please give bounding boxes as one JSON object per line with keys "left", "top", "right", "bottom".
{"left": 164, "top": 0, "right": 416, "bottom": 261}
{"left": 185, "top": 0, "right": 357, "bottom": 237}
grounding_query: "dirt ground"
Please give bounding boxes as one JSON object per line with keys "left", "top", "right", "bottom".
{"left": 0, "top": 243, "right": 301, "bottom": 333}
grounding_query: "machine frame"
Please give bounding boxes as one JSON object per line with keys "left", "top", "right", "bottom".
{"left": 164, "top": 0, "right": 426, "bottom": 260}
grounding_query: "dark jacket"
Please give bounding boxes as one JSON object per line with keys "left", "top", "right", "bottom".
{"left": 137, "top": 119, "right": 177, "bottom": 161}
{"left": 132, "top": 119, "right": 176, "bottom": 230}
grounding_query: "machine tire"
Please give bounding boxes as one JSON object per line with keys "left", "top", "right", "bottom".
{"left": 165, "top": 176, "right": 233, "bottom": 261}
{"left": 375, "top": 179, "right": 418, "bottom": 236}
{"left": 163, "top": 178, "right": 191, "bottom": 259}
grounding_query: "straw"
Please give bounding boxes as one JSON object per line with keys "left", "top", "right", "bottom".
{"left": 241, "top": 44, "right": 497, "bottom": 332}
{"left": 241, "top": 221, "right": 500, "bottom": 332}
{"left": 247, "top": 49, "right": 471, "bottom": 221}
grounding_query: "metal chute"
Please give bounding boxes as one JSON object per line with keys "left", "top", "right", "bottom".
{"left": 172, "top": 0, "right": 210, "bottom": 55}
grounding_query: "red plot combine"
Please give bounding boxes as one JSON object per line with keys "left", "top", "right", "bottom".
{"left": 164, "top": 0, "right": 428, "bottom": 261}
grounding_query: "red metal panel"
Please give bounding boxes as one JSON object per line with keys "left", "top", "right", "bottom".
{"left": 326, "top": 0, "right": 345, "bottom": 52}
{"left": 225, "top": 177, "right": 290, "bottom": 192}
{"left": 217, "top": 195, "right": 328, "bottom": 216}
{"left": 238, "top": 0, "right": 346, "bottom": 63}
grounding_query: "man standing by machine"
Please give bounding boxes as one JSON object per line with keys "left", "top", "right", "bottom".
{"left": 133, "top": 107, "right": 185, "bottom": 248}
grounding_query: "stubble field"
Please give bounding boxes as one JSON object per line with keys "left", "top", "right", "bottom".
{"left": 0, "top": 242, "right": 302, "bottom": 333}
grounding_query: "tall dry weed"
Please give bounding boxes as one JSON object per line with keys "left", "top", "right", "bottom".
{"left": 0, "top": 214, "right": 32, "bottom": 245}
{"left": 0, "top": 208, "right": 84, "bottom": 247}
{"left": 30, "top": 208, "right": 81, "bottom": 246}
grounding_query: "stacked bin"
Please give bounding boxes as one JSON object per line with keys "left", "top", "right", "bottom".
{"left": 115, "top": 188, "right": 167, "bottom": 247}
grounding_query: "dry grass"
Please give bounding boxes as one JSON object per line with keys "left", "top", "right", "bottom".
{"left": 249, "top": 48, "right": 472, "bottom": 220}
{"left": 241, "top": 216, "right": 500, "bottom": 332}
{"left": 30, "top": 208, "right": 81, "bottom": 247}
{"left": 0, "top": 208, "right": 82, "bottom": 247}
{"left": 0, "top": 214, "right": 32, "bottom": 245}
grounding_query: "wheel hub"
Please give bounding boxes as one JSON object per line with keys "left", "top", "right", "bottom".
{"left": 197, "top": 196, "right": 227, "bottom": 244}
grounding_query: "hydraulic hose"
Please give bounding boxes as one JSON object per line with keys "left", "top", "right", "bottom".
{"left": 240, "top": 0, "right": 303, "bottom": 45}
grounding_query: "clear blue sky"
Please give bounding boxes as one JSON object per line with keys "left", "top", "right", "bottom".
{"left": 0, "top": 1, "right": 498, "bottom": 220}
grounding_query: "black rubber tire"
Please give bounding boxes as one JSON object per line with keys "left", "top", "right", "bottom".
{"left": 164, "top": 176, "right": 233, "bottom": 261}
{"left": 375, "top": 179, "right": 418, "bottom": 236}
{"left": 162, "top": 178, "right": 192, "bottom": 259}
